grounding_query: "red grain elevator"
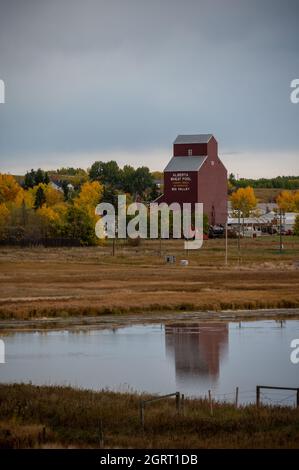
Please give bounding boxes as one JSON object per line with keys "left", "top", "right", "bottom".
{"left": 157, "top": 134, "right": 227, "bottom": 225}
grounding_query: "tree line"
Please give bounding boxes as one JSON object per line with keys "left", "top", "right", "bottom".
{"left": 1, "top": 165, "right": 299, "bottom": 246}
{"left": 229, "top": 173, "right": 299, "bottom": 190}
{"left": 0, "top": 161, "right": 160, "bottom": 246}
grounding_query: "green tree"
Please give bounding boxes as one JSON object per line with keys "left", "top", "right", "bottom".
{"left": 34, "top": 186, "right": 46, "bottom": 209}
{"left": 44, "top": 172, "right": 50, "bottom": 185}
{"left": 61, "top": 180, "right": 70, "bottom": 200}
{"left": 147, "top": 184, "right": 159, "bottom": 201}
{"left": 133, "top": 166, "right": 154, "bottom": 196}
{"left": 24, "top": 169, "right": 49, "bottom": 188}
{"left": 35, "top": 168, "right": 46, "bottom": 185}
{"left": 89, "top": 161, "right": 120, "bottom": 187}
{"left": 101, "top": 185, "right": 119, "bottom": 208}
{"left": 121, "top": 165, "right": 135, "bottom": 193}
{"left": 190, "top": 212, "right": 209, "bottom": 236}
{"left": 294, "top": 215, "right": 299, "bottom": 236}
{"left": 203, "top": 213, "right": 209, "bottom": 235}
{"left": 56, "top": 167, "right": 87, "bottom": 176}
{"left": 229, "top": 173, "right": 236, "bottom": 186}
{"left": 65, "top": 205, "right": 97, "bottom": 245}
{"left": 24, "top": 169, "right": 35, "bottom": 189}
{"left": 232, "top": 175, "right": 299, "bottom": 190}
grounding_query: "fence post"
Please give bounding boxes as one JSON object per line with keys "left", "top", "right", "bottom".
{"left": 140, "top": 401, "right": 145, "bottom": 429}
{"left": 256, "top": 386, "right": 260, "bottom": 407}
{"left": 181, "top": 394, "right": 185, "bottom": 416}
{"left": 176, "top": 392, "right": 181, "bottom": 413}
{"left": 297, "top": 389, "right": 299, "bottom": 408}
{"left": 208, "top": 390, "right": 213, "bottom": 416}
{"left": 99, "top": 419, "right": 104, "bottom": 448}
{"left": 235, "top": 387, "right": 239, "bottom": 408}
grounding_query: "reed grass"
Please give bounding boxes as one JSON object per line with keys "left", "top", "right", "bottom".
{"left": 0, "top": 384, "right": 298, "bottom": 448}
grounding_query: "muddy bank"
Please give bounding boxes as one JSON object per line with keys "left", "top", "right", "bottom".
{"left": 1, "top": 308, "right": 299, "bottom": 333}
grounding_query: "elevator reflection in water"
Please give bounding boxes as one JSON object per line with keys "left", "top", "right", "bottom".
{"left": 165, "top": 323, "right": 228, "bottom": 386}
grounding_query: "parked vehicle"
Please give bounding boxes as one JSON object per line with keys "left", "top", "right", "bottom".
{"left": 242, "top": 227, "right": 262, "bottom": 238}
{"left": 208, "top": 225, "right": 224, "bottom": 239}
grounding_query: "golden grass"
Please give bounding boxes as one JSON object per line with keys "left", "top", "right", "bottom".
{"left": 0, "top": 421, "right": 47, "bottom": 449}
{"left": 0, "top": 383, "right": 299, "bottom": 448}
{"left": 0, "top": 237, "right": 299, "bottom": 320}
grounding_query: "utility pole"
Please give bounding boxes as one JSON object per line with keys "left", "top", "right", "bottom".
{"left": 112, "top": 220, "right": 118, "bottom": 256}
{"left": 238, "top": 208, "right": 241, "bottom": 262}
{"left": 279, "top": 209, "right": 283, "bottom": 253}
{"left": 225, "top": 217, "right": 228, "bottom": 266}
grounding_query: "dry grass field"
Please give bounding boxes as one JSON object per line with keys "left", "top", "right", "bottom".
{"left": 0, "top": 237, "right": 299, "bottom": 321}
{"left": 254, "top": 188, "right": 283, "bottom": 202}
{"left": 1, "top": 383, "right": 299, "bottom": 448}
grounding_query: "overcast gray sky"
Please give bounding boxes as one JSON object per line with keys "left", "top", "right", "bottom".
{"left": 0, "top": 0, "right": 298, "bottom": 177}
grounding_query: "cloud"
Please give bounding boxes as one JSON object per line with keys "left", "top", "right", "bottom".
{"left": 222, "top": 151, "right": 299, "bottom": 178}
{"left": 0, "top": 0, "right": 299, "bottom": 174}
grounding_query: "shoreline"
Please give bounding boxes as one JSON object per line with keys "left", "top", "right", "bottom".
{"left": 1, "top": 307, "right": 299, "bottom": 333}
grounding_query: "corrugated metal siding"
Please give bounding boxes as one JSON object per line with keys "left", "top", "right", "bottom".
{"left": 174, "top": 134, "right": 213, "bottom": 144}
{"left": 164, "top": 156, "right": 207, "bottom": 172}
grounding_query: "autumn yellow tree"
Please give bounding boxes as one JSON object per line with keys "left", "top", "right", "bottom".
{"left": 230, "top": 186, "right": 258, "bottom": 217}
{"left": 14, "top": 183, "right": 67, "bottom": 237}
{"left": 0, "top": 175, "right": 23, "bottom": 235}
{"left": 74, "top": 181, "right": 103, "bottom": 218}
{"left": 29, "top": 183, "right": 64, "bottom": 207}
{"left": 35, "top": 205, "right": 61, "bottom": 236}
{"left": 0, "top": 203, "right": 10, "bottom": 236}
{"left": 277, "top": 190, "right": 299, "bottom": 212}
{"left": 14, "top": 188, "right": 34, "bottom": 209}
{"left": 0, "top": 174, "right": 22, "bottom": 204}
{"left": 68, "top": 181, "right": 104, "bottom": 244}
{"left": 0, "top": 175, "right": 105, "bottom": 243}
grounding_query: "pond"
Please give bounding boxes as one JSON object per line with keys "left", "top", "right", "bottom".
{"left": 1, "top": 319, "right": 298, "bottom": 405}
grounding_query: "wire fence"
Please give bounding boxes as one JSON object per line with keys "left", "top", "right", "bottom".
{"left": 138, "top": 386, "right": 298, "bottom": 427}
{"left": 201, "top": 387, "right": 298, "bottom": 407}
{"left": 259, "top": 390, "right": 298, "bottom": 406}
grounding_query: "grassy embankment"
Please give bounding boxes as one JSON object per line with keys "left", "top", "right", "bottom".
{"left": 0, "top": 384, "right": 298, "bottom": 449}
{"left": 0, "top": 237, "right": 299, "bottom": 321}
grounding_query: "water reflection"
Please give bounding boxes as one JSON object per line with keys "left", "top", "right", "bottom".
{"left": 165, "top": 323, "right": 228, "bottom": 384}
{"left": 1, "top": 320, "right": 298, "bottom": 404}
